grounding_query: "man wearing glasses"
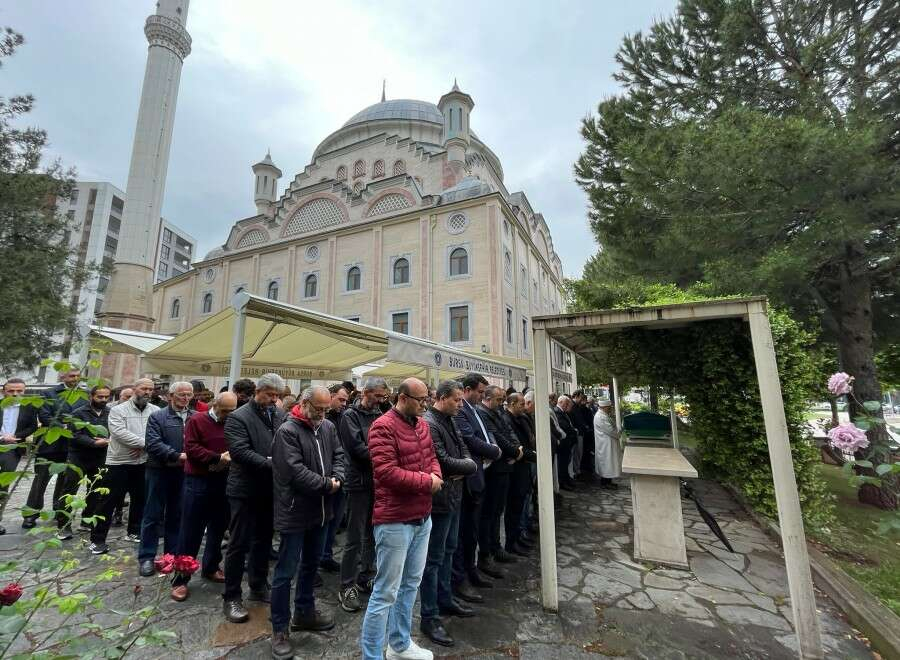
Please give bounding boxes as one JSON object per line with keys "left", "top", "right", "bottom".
{"left": 337, "top": 377, "right": 388, "bottom": 613}
{"left": 360, "top": 378, "right": 442, "bottom": 660}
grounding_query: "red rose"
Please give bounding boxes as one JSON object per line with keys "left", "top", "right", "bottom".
{"left": 0, "top": 583, "right": 23, "bottom": 606}
{"left": 172, "top": 555, "right": 199, "bottom": 576}
{"left": 154, "top": 554, "right": 175, "bottom": 575}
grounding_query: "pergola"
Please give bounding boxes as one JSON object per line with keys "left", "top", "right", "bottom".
{"left": 530, "top": 297, "right": 823, "bottom": 659}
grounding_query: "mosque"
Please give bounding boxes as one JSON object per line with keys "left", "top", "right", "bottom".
{"left": 150, "top": 84, "right": 575, "bottom": 391}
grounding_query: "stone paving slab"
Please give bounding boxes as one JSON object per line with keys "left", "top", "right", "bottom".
{"left": 0, "top": 471, "right": 877, "bottom": 658}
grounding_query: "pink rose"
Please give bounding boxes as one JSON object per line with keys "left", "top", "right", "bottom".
{"left": 154, "top": 553, "right": 175, "bottom": 575}
{"left": 0, "top": 583, "right": 23, "bottom": 606}
{"left": 827, "top": 372, "right": 853, "bottom": 396}
{"left": 827, "top": 423, "right": 870, "bottom": 453}
{"left": 172, "top": 555, "right": 200, "bottom": 576}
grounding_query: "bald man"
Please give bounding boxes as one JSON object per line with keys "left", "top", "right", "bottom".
{"left": 360, "top": 378, "right": 442, "bottom": 660}
{"left": 171, "top": 392, "right": 238, "bottom": 602}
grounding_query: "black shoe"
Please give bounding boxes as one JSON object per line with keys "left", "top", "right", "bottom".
{"left": 356, "top": 576, "right": 375, "bottom": 594}
{"left": 248, "top": 587, "right": 271, "bottom": 603}
{"left": 512, "top": 541, "right": 532, "bottom": 556}
{"left": 223, "top": 599, "right": 249, "bottom": 623}
{"left": 439, "top": 599, "right": 475, "bottom": 618}
{"left": 477, "top": 560, "right": 504, "bottom": 580}
{"left": 453, "top": 581, "right": 484, "bottom": 604}
{"left": 468, "top": 570, "right": 494, "bottom": 588}
{"left": 139, "top": 560, "right": 155, "bottom": 577}
{"left": 601, "top": 481, "right": 619, "bottom": 490}
{"left": 271, "top": 631, "right": 292, "bottom": 659}
{"left": 518, "top": 535, "right": 535, "bottom": 548}
{"left": 421, "top": 618, "right": 454, "bottom": 647}
{"left": 21, "top": 518, "right": 36, "bottom": 529}
{"left": 560, "top": 482, "right": 577, "bottom": 492}
{"left": 319, "top": 558, "right": 340, "bottom": 573}
{"left": 313, "top": 572, "right": 323, "bottom": 588}
{"left": 0, "top": 525, "right": 5, "bottom": 536}
{"left": 290, "top": 608, "right": 335, "bottom": 632}
{"left": 493, "top": 548, "right": 518, "bottom": 564}
{"left": 269, "top": 547, "right": 279, "bottom": 561}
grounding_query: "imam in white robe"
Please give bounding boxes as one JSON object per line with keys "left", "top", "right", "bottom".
{"left": 593, "top": 408, "right": 622, "bottom": 479}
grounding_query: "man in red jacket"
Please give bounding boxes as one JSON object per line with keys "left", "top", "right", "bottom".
{"left": 360, "top": 378, "right": 442, "bottom": 660}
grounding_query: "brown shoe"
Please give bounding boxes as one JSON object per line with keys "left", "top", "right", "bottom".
{"left": 170, "top": 585, "right": 189, "bottom": 602}
{"left": 203, "top": 569, "right": 226, "bottom": 583}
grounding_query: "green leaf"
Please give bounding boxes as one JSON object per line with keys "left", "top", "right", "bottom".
{"left": 48, "top": 462, "right": 69, "bottom": 475}
{"left": 0, "top": 614, "right": 25, "bottom": 634}
{"left": 854, "top": 419, "right": 871, "bottom": 431}
{"left": 0, "top": 471, "right": 24, "bottom": 487}
{"left": 855, "top": 460, "right": 874, "bottom": 469}
{"left": 875, "top": 463, "right": 893, "bottom": 476}
{"left": 862, "top": 401, "right": 882, "bottom": 413}
{"left": 40, "top": 358, "right": 55, "bottom": 367}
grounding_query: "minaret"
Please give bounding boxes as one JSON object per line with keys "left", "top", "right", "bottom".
{"left": 99, "top": 0, "right": 191, "bottom": 384}
{"left": 437, "top": 80, "right": 474, "bottom": 186}
{"left": 252, "top": 151, "right": 281, "bottom": 216}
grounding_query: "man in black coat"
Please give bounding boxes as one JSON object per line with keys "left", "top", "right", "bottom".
{"left": 270, "top": 386, "right": 345, "bottom": 659}
{"left": 320, "top": 383, "right": 350, "bottom": 574}
{"left": 56, "top": 385, "right": 112, "bottom": 538}
{"left": 503, "top": 393, "right": 537, "bottom": 557}
{"left": 222, "top": 373, "right": 287, "bottom": 624}
{"left": 554, "top": 396, "right": 579, "bottom": 490}
{"left": 420, "top": 380, "right": 477, "bottom": 647}
{"left": 23, "top": 369, "right": 88, "bottom": 528}
{"left": 476, "top": 385, "right": 522, "bottom": 570}
{"left": 451, "top": 373, "right": 503, "bottom": 599}
{"left": 337, "top": 377, "right": 387, "bottom": 614}
{"left": 571, "top": 391, "right": 596, "bottom": 479}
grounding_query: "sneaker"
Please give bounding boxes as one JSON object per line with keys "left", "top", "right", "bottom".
{"left": 124, "top": 533, "right": 140, "bottom": 543}
{"left": 339, "top": 584, "right": 362, "bottom": 613}
{"left": 356, "top": 576, "right": 375, "bottom": 594}
{"left": 56, "top": 528, "right": 74, "bottom": 541}
{"left": 89, "top": 542, "right": 109, "bottom": 555}
{"left": 386, "top": 639, "right": 434, "bottom": 660}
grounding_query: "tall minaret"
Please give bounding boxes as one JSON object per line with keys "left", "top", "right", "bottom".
{"left": 99, "top": 0, "right": 191, "bottom": 384}
{"left": 437, "top": 80, "right": 474, "bottom": 188}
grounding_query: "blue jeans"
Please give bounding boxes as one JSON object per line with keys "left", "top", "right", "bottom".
{"left": 420, "top": 507, "right": 460, "bottom": 620}
{"left": 139, "top": 467, "right": 183, "bottom": 562}
{"left": 322, "top": 488, "right": 346, "bottom": 562}
{"left": 360, "top": 518, "right": 432, "bottom": 660}
{"left": 270, "top": 526, "right": 328, "bottom": 632}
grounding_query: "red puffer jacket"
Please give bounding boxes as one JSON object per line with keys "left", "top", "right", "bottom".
{"left": 369, "top": 408, "right": 442, "bottom": 525}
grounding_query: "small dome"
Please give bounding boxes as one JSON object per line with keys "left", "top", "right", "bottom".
{"left": 204, "top": 246, "right": 225, "bottom": 260}
{"left": 343, "top": 99, "right": 444, "bottom": 128}
{"left": 440, "top": 176, "right": 494, "bottom": 204}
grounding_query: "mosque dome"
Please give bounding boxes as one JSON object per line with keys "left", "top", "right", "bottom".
{"left": 342, "top": 99, "right": 444, "bottom": 128}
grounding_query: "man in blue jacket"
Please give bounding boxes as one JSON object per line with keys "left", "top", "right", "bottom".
{"left": 451, "top": 373, "right": 503, "bottom": 603}
{"left": 139, "top": 381, "right": 193, "bottom": 579}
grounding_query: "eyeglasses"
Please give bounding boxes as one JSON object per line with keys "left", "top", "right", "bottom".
{"left": 308, "top": 404, "right": 329, "bottom": 413}
{"left": 403, "top": 394, "right": 428, "bottom": 404}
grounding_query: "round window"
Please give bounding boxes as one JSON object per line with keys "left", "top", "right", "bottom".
{"left": 203, "top": 267, "right": 216, "bottom": 283}
{"left": 305, "top": 244, "right": 320, "bottom": 263}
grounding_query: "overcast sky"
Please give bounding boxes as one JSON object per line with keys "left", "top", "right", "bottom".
{"left": 3, "top": 1, "right": 676, "bottom": 277}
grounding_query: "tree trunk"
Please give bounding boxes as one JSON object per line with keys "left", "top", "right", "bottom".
{"left": 649, "top": 385, "right": 659, "bottom": 413}
{"left": 829, "top": 258, "right": 896, "bottom": 510}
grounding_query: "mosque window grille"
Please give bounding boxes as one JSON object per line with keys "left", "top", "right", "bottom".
{"left": 504, "top": 250, "right": 513, "bottom": 282}
{"left": 284, "top": 198, "right": 345, "bottom": 236}
{"left": 353, "top": 160, "right": 366, "bottom": 178}
{"left": 336, "top": 165, "right": 347, "bottom": 181}
{"left": 352, "top": 182, "right": 364, "bottom": 196}
{"left": 373, "top": 160, "right": 385, "bottom": 178}
{"left": 446, "top": 212, "right": 468, "bottom": 235}
{"left": 393, "top": 160, "right": 406, "bottom": 176}
{"left": 305, "top": 244, "right": 320, "bottom": 262}
{"left": 367, "top": 193, "right": 412, "bottom": 217}
{"left": 236, "top": 228, "right": 267, "bottom": 248}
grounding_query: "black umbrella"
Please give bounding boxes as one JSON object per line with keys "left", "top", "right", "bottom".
{"left": 681, "top": 480, "right": 735, "bottom": 553}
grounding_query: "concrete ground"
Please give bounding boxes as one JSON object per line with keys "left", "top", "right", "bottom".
{"left": 0, "top": 473, "right": 876, "bottom": 659}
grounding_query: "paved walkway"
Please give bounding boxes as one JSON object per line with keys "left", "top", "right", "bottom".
{"left": 0, "top": 472, "right": 875, "bottom": 659}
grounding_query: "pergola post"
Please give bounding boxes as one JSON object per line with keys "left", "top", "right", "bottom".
{"left": 532, "top": 326, "right": 559, "bottom": 612}
{"left": 228, "top": 295, "right": 248, "bottom": 386}
{"left": 748, "top": 309, "right": 823, "bottom": 659}
{"left": 612, "top": 377, "right": 622, "bottom": 431}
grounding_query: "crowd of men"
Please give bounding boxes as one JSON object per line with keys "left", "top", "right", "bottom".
{"left": 0, "top": 369, "right": 619, "bottom": 660}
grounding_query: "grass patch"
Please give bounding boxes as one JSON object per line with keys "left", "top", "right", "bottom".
{"left": 808, "top": 463, "right": 900, "bottom": 616}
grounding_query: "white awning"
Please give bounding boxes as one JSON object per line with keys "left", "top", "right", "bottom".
{"left": 89, "top": 325, "right": 173, "bottom": 355}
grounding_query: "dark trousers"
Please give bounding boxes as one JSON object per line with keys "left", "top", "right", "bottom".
{"left": 223, "top": 495, "right": 273, "bottom": 601}
{"left": 580, "top": 432, "right": 595, "bottom": 475}
{"left": 0, "top": 451, "right": 20, "bottom": 521}
{"left": 139, "top": 467, "right": 183, "bottom": 562}
{"left": 339, "top": 488, "right": 375, "bottom": 588}
{"left": 56, "top": 454, "right": 105, "bottom": 529}
{"left": 557, "top": 438, "right": 573, "bottom": 485}
{"left": 420, "top": 507, "right": 460, "bottom": 620}
{"left": 452, "top": 489, "right": 483, "bottom": 584}
{"left": 24, "top": 454, "right": 68, "bottom": 521}
{"left": 173, "top": 473, "right": 229, "bottom": 586}
{"left": 322, "top": 487, "right": 346, "bottom": 562}
{"left": 270, "top": 526, "right": 327, "bottom": 632}
{"left": 91, "top": 463, "right": 146, "bottom": 543}
{"left": 479, "top": 469, "right": 510, "bottom": 557}
{"left": 505, "top": 463, "right": 532, "bottom": 549}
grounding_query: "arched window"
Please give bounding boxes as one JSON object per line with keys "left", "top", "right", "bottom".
{"left": 353, "top": 159, "right": 366, "bottom": 178}
{"left": 393, "top": 160, "right": 406, "bottom": 176}
{"left": 346, "top": 266, "right": 361, "bottom": 291}
{"left": 449, "top": 247, "right": 468, "bottom": 276}
{"left": 267, "top": 280, "right": 279, "bottom": 300}
{"left": 392, "top": 257, "right": 410, "bottom": 285}
{"left": 235, "top": 286, "right": 245, "bottom": 295}
{"left": 373, "top": 159, "right": 385, "bottom": 178}
{"left": 304, "top": 273, "right": 318, "bottom": 298}
{"left": 170, "top": 298, "right": 180, "bottom": 319}
{"left": 201, "top": 293, "right": 213, "bottom": 314}
{"left": 336, "top": 165, "right": 347, "bottom": 181}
